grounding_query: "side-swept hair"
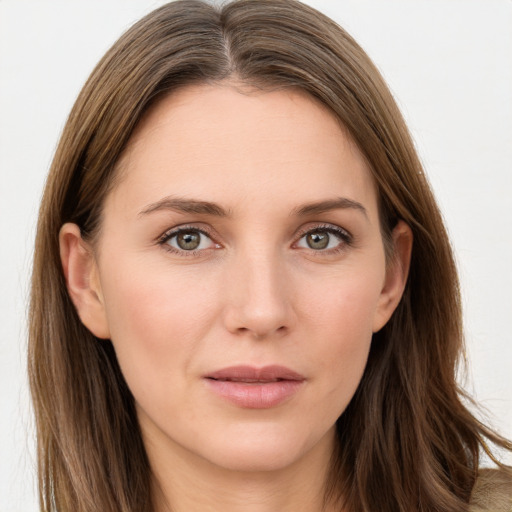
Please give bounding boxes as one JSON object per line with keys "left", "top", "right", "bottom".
{"left": 29, "top": 1, "right": 511, "bottom": 511}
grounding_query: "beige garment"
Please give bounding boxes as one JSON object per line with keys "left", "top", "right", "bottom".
{"left": 469, "top": 468, "right": 512, "bottom": 512}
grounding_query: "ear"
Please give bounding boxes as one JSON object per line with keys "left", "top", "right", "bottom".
{"left": 59, "top": 223, "right": 111, "bottom": 339}
{"left": 372, "top": 220, "right": 413, "bottom": 332}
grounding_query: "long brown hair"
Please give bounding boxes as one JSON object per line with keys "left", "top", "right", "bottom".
{"left": 29, "top": 1, "right": 511, "bottom": 511}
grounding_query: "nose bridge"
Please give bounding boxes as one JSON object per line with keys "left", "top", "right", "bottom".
{"left": 222, "top": 242, "right": 293, "bottom": 338}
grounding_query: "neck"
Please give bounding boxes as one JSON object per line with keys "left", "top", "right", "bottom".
{"left": 146, "top": 428, "right": 341, "bottom": 512}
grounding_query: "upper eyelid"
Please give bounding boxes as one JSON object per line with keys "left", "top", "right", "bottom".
{"left": 158, "top": 224, "right": 216, "bottom": 243}
{"left": 295, "top": 223, "right": 352, "bottom": 239}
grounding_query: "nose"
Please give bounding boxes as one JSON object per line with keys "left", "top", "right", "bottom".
{"left": 221, "top": 249, "right": 295, "bottom": 339}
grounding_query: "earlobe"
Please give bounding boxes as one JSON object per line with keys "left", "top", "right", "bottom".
{"left": 372, "top": 220, "right": 413, "bottom": 333}
{"left": 59, "top": 223, "right": 111, "bottom": 339}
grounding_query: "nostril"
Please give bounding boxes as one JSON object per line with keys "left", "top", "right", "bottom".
{"left": 222, "top": 286, "right": 294, "bottom": 338}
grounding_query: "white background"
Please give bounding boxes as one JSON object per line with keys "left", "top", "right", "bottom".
{"left": 1, "top": 1, "right": 511, "bottom": 510}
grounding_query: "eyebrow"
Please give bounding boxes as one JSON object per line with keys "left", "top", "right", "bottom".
{"left": 291, "top": 197, "right": 368, "bottom": 218}
{"left": 139, "top": 197, "right": 230, "bottom": 217}
{"left": 138, "top": 195, "right": 367, "bottom": 219}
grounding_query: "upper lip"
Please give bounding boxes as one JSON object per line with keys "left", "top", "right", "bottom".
{"left": 205, "top": 365, "right": 305, "bottom": 382}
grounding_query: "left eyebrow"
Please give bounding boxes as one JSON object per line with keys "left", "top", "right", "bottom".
{"left": 291, "top": 197, "right": 368, "bottom": 218}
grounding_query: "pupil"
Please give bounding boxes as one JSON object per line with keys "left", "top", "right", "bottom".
{"left": 307, "top": 231, "right": 329, "bottom": 250}
{"left": 177, "top": 231, "right": 200, "bottom": 250}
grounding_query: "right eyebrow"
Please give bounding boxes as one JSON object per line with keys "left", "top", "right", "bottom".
{"left": 138, "top": 196, "right": 230, "bottom": 218}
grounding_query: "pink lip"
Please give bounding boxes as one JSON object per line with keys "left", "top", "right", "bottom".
{"left": 204, "top": 365, "right": 305, "bottom": 409}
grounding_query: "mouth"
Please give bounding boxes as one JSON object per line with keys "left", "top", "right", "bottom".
{"left": 208, "top": 378, "right": 284, "bottom": 383}
{"left": 204, "top": 365, "right": 305, "bottom": 409}
{"left": 205, "top": 365, "right": 305, "bottom": 382}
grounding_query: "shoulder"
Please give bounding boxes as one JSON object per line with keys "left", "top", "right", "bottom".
{"left": 469, "top": 468, "right": 512, "bottom": 512}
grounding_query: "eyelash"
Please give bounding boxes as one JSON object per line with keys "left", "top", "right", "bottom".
{"left": 158, "top": 226, "right": 216, "bottom": 258}
{"left": 157, "top": 223, "right": 353, "bottom": 257}
{"left": 294, "top": 224, "right": 353, "bottom": 255}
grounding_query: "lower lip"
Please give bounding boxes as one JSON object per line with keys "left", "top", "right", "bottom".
{"left": 204, "top": 379, "right": 304, "bottom": 409}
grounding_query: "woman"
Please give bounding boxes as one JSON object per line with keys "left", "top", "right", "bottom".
{"left": 28, "top": 1, "right": 511, "bottom": 511}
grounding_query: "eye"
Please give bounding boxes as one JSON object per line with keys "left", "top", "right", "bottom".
{"left": 295, "top": 225, "right": 352, "bottom": 252}
{"left": 159, "top": 227, "right": 218, "bottom": 254}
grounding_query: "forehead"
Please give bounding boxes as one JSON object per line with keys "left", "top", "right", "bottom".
{"left": 109, "top": 83, "right": 378, "bottom": 221}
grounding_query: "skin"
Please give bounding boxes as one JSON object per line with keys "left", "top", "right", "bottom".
{"left": 60, "top": 84, "right": 412, "bottom": 512}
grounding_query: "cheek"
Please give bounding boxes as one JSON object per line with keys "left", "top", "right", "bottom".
{"left": 303, "top": 264, "right": 383, "bottom": 341}
{"left": 103, "top": 256, "right": 219, "bottom": 334}
{"left": 98, "top": 257, "right": 221, "bottom": 393}
{"left": 301, "top": 268, "right": 383, "bottom": 409}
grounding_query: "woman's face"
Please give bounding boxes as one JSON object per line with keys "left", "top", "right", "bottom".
{"left": 63, "top": 84, "right": 410, "bottom": 475}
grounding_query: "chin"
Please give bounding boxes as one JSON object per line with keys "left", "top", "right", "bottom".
{"left": 194, "top": 424, "right": 334, "bottom": 474}
{"left": 206, "top": 443, "right": 306, "bottom": 473}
